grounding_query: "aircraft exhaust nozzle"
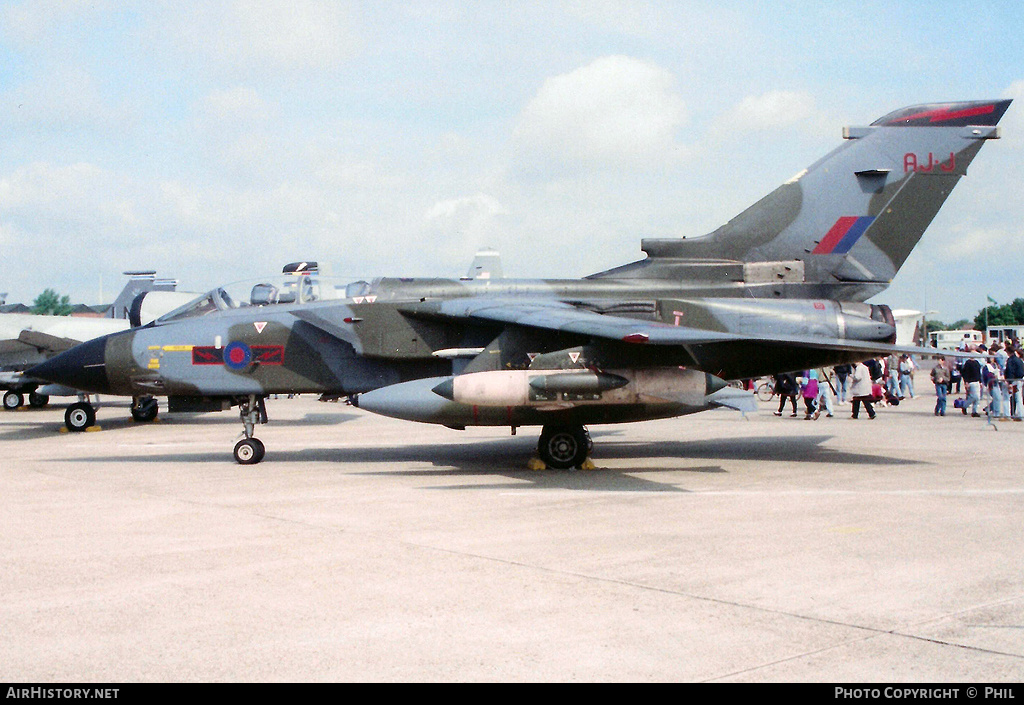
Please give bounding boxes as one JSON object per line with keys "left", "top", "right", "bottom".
{"left": 842, "top": 315, "right": 897, "bottom": 342}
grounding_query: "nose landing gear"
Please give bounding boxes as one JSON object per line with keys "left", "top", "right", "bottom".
{"left": 3, "top": 390, "right": 23, "bottom": 411}
{"left": 233, "top": 395, "right": 268, "bottom": 464}
{"left": 233, "top": 437, "right": 266, "bottom": 464}
{"left": 64, "top": 401, "right": 97, "bottom": 431}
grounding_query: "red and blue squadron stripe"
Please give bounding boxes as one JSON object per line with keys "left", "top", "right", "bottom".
{"left": 812, "top": 216, "right": 876, "bottom": 255}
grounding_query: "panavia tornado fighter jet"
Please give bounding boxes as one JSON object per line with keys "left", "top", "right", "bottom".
{"left": 29, "top": 100, "right": 1010, "bottom": 467}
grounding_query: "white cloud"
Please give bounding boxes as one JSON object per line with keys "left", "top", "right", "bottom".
{"left": 723, "top": 90, "right": 817, "bottom": 132}
{"left": 1, "top": 162, "right": 119, "bottom": 215}
{"left": 513, "top": 56, "right": 688, "bottom": 173}
{"left": 422, "top": 193, "right": 508, "bottom": 265}
{"left": 999, "top": 81, "right": 1024, "bottom": 149}
{"left": 938, "top": 225, "right": 1017, "bottom": 263}
{"left": 425, "top": 193, "right": 506, "bottom": 223}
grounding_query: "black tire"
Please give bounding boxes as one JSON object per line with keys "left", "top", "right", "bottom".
{"left": 28, "top": 392, "right": 49, "bottom": 408}
{"left": 234, "top": 438, "right": 265, "bottom": 465}
{"left": 131, "top": 396, "right": 159, "bottom": 423}
{"left": 65, "top": 402, "right": 96, "bottom": 432}
{"left": 755, "top": 382, "right": 775, "bottom": 402}
{"left": 3, "top": 391, "right": 24, "bottom": 410}
{"left": 538, "top": 425, "right": 589, "bottom": 470}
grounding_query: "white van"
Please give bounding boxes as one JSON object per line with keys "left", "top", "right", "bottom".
{"left": 929, "top": 329, "right": 983, "bottom": 350}
{"left": 986, "top": 325, "right": 1024, "bottom": 345}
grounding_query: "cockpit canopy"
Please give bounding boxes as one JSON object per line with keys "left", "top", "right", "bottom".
{"left": 156, "top": 275, "right": 375, "bottom": 324}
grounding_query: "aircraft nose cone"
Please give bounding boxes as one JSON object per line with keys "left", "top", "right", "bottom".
{"left": 27, "top": 335, "right": 112, "bottom": 394}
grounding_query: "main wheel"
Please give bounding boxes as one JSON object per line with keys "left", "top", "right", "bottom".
{"left": 538, "top": 425, "right": 589, "bottom": 470}
{"left": 65, "top": 402, "right": 96, "bottom": 432}
{"left": 234, "top": 438, "right": 266, "bottom": 465}
{"left": 3, "top": 391, "right": 23, "bottom": 410}
{"left": 131, "top": 396, "right": 159, "bottom": 423}
{"left": 28, "top": 392, "right": 49, "bottom": 408}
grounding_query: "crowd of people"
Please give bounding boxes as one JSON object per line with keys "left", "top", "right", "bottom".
{"left": 935, "top": 338, "right": 1024, "bottom": 421}
{"left": 766, "top": 336, "right": 1024, "bottom": 423}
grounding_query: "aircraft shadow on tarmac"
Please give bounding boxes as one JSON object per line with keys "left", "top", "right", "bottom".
{"left": 343, "top": 432, "right": 924, "bottom": 492}
{"left": 593, "top": 433, "right": 922, "bottom": 467}
{"left": 0, "top": 410, "right": 359, "bottom": 441}
{"left": 51, "top": 429, "right": 926, "bottom": 493}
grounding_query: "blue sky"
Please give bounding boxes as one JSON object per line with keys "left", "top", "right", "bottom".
{"left": 1, "top": 1, "right": 1022, "bottom": 322}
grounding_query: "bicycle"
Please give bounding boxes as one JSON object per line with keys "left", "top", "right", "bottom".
{"left": 755, "top": 377, "right": 776, "bottom": 402}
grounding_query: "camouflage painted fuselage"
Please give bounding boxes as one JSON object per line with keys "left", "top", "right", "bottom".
{"left": 27, "top": 100, "right": 1010, "bottom": 436}
{"left": 54, "top": 275, "right": 896, "bottom": 405}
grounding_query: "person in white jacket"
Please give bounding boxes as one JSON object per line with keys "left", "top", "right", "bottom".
{"left": 849, "top": 361, "right": 877, "bottom": 420}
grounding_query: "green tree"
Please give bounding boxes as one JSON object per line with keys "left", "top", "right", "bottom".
{"left": 1009, "top": 298, "right": 1024, "bottom": 324}
{"left": 973, "top": 298, "right": 1024, "bottom": 331}
{"left": 924, "top": 318, "right": 974, "bottom": 332}
{"left": 31, "top": 288, "right": 73, "bottom": 316}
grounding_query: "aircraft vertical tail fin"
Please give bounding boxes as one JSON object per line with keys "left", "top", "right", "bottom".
{"left": 593, "top": 100, "right": 1011, "bottom": 300}
{"left": 106, "top": 272, "right": 179, "bottom": 321}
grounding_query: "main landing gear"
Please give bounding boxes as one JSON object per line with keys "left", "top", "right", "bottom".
{"left": 233, "top": 395, "right": 268, "bottom": 465}
{"left": 130, "top": 396, "right": 159, "bottom": 423}
{"left": 537, "top": 424, "right": 593, "bottom": 470}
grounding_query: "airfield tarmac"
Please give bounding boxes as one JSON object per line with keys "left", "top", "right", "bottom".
{"left": 1, "top": 392, "right": 1022, "bottom": 682}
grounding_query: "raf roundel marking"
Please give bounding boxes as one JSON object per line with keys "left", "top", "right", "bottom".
{"left": 223, "top": 341, "right": 252, "bottom": 370}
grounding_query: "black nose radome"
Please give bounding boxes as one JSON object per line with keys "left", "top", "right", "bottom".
{"left": 27, "top": 335, "right": 111, "bottom": 394}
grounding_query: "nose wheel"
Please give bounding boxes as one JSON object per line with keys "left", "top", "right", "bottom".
{"left": 3, "top": 390, "right": 23, "bottom": 411}
{"left": 234, "top": 437, "right": 266, "bottom": 464}
{"left": 65, "top": 401, "right": 97, "bottom": 432}
{"left": 234, "top": 395, "right": 268, "bottom": 464}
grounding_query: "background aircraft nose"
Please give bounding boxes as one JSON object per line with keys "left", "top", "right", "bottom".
{"left": 27, "top": 335, "right": 112, "bottom": 395}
